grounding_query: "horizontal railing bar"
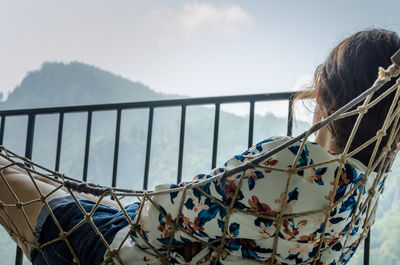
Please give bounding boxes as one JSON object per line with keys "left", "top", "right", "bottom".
{"left": 0, "top": 92, "right": 294, "bottom": 116}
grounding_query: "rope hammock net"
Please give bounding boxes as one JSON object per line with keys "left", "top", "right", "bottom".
{"left": 1, "top": 50, "right": 400, "bottom": 265}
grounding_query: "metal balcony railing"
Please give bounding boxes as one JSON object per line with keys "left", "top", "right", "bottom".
{"left": 0, "top": 92, "right": 370, "bottom": 265}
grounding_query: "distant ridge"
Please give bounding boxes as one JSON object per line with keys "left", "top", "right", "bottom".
{"left": 0, "top": 62, "right": 177, "bottom": 109}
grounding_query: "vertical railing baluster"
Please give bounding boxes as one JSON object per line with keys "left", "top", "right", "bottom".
{"left": 83, "top": 111, "right": 92, "bottom": 182}
{"left": 143, "top": 107, "right": 154, "bottom": 190}
{"left": 15, "top": 114, "right": 36, "bottom": 265}
{"left": 364, "top": 231, "right": 370, "bottom": 265}
{"left": 248, "top": 101, "right": 255, "bottom": 148}
{"left": 211, "top": 104, "right": 220, "bottom": 169}
{"left": 0, "top": 115, "right": 5, "bottom": 145}
{"left": 177, "top": 105, "right": 186, "bottom": 184}
{"left": 55, "top": 112, "right": 64, "bottom": 172}
{"left": 25, "top": 114, "right": 36, "bottom": 159}
{"left": 287, "top": 97, "right": 294, "bottom": 137}
{"left": 112, "top": 109, "right": 122, "bottom": 188}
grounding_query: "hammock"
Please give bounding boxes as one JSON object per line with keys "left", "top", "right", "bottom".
{"left": 0, "top": 49, "right": 400, "bottom": 265}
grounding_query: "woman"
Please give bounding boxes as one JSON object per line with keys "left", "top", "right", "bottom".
{"left": 1, "top": 29, "right": 400, "bottom": 265}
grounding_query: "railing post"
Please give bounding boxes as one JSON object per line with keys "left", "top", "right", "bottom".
{"left": 0, "top": 115, "right": 5, "bottom": 145}
{"left": 55, "top": 112, "right": 64, "bottom": 172}
{"left": 211, "top": 104, "right": 220, "bottom": 169}
{"left": 112, "top": 109, "right": 122, "bottom": 188}
{"left": 143, "top": 107, "right": 154, "bottom": 190}
{"left": 287, "top": 96, "right": 294, "bottom": 137}
{"left": 25, "top": 114, "right": 36, "bottom": 159}
{"left": 83, "top": 111, "right": 92, "bottom": 181}
{"left": 364, "top": 231, "right": 370, "bottom": 265}
{"left": 248, "top": 101, "right": 255, "bottom": 148}
{"left": 177, "top": 105, "right": 186, "bottom": 184}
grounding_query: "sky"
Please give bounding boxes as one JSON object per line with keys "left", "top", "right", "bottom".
{"left": 1, "top": 0, "right": 400, "bottom": 119}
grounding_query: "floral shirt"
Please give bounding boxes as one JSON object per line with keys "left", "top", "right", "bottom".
{"left": 109, "top": 136, "right": 383, "bottom": 265}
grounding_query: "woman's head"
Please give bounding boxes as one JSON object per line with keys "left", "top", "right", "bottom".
{"left": 310, "top": 29, "right": 400, "bottom": 165}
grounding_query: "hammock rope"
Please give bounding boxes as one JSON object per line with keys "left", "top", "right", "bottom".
{"left": 0, "top": 49, "right": 400, "bottom": 265}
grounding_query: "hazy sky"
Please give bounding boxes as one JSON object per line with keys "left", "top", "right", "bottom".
{"left": 1, "top": 0, "right": 399, "bottom": 105}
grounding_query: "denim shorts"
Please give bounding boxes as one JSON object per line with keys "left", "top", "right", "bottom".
{"left": 30, "top": 195, "right": 139, "bottom": 265}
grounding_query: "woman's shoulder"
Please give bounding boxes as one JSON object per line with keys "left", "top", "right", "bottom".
{"left": 224, "top": 136, "right": 337, "bottom": 171}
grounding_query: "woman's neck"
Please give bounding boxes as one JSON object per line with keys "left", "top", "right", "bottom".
{"left": 315, "top": 126, "right": 341, "bottom": 153}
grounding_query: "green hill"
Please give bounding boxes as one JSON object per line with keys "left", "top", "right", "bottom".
{"left": 0, "top": 62, "right": 172, "bottom": 109}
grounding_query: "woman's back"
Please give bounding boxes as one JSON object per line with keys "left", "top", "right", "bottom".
{"left": 114, "top": 136, "right": 383, "bottom": 264}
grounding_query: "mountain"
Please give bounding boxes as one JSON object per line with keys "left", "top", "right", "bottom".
{"left": 0, "top": 62, "right": 174, "bottom": 109}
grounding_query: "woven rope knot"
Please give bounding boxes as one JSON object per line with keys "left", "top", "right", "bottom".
{"left": 85, "top": 215, "right": 92, "bottom": 223}
{"left": 100, "top": 188, "right": 114, "bottom": 197}
{"left": 15, "top": 233, "right": 24, "bottom": 242}
{"left": 378, "top": 66, "right": 393, "bottom": 82}
{"left": 369, "top": 189, "right": 376, "bottom": 197}
{"left": 40, "top": 196, "right": 46, "bottom": 203}
{"left": 287, "top": 168, "right": 297, "bottom": 175}
{"left": 339, "top": 155, "right": 347, "bottom": 165}
{"left": 59, "top": 231, "right": 67, "bottom": 239}
{"left": 275, "top": 215, "right": 282, "bottom": 225}
{"left": 377, "top": 129, "right": 387, "bottom": 138}
{"left": 381, "top": 146, "right": 390, "bottom": 154}
{"left": 16, "top": 202, "right": 22, "bottom": 209}
{"left": 356, "top": 106, "right": 368, "bottom": 115}
{"left": 107, "top": 249, "right": 119, "bottom": 257}
{"left": 33, "top": 241, "right": 41, "bottom": 249}
{"left": 21, "top": 237, "right": 28, "bottom": 244}
{"left": 362, "top": 175, "right": 368, "bottom": 185}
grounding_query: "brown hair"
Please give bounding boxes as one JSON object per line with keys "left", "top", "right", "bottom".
{"left": 299, "top": 29, "right": 400, "bottom": 165}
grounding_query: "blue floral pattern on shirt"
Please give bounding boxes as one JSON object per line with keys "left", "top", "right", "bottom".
{"left": 112, "top": 136, "right": 383, "bottom": 265}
